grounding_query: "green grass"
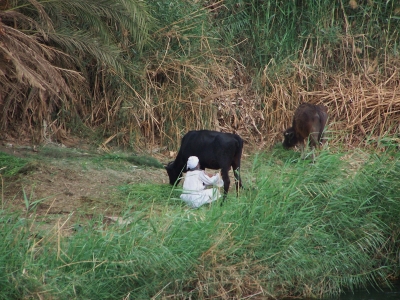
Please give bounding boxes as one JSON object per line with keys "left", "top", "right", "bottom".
{"left": 0, "top": 145, "right": 164, "bottom": 174}
{"left": 0, "top": 147, "right": 399, "bottom": 299}
{"left": 0, "top": 152, "right": 29, "bottom": 177}
{"left": 219, "top": 149, "right": 399, "bottom": 298}
{"left": 216, "top": 0, "right": 399, "bottom": 71}
{"left": 96, "top": 153, "right": 164, "bottom": 169}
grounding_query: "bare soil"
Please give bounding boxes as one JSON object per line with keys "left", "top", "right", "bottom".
{"left": 0, "top": 141, "right": 172, "bottom": 234}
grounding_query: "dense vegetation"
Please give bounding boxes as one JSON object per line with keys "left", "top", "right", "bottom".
{"left": 1, "top": 0, "right": 399, "bottom": 299}
{"left": 1, "top": 146, "right": 399, "bottom": 299}
{"left": 0, "top": 0, "right": 399, "bottom": 148}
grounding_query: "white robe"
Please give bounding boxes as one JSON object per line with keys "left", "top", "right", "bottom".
{"left": 180, "top": 170, "right": 223, "bottom": 208}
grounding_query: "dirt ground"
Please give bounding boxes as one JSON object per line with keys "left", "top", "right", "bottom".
{"left": 1, "top": 140, "right": 249, "bottom": 234}
{"left": 0, "top": 140, "right": 176, "bottom": 232}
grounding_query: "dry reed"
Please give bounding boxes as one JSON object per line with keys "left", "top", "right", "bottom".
{"left": 2, "top": 9, "right": 399, "bottom": 152}
{"left": 133, "top": 52, "right": 399, "bottom": 152}
{"left": 117, "top": 25, "right": 400, "bottom": 153}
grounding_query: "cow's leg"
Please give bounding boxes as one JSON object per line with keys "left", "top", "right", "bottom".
{"left": 309, "top": 131, "right": 320, "bottom": 162}
{"left": 300, "top": 143, "right": 306, "bottom": 159}
{"left": 234, "top": 167, "right": 242, "bottom": 193}
{"left": 309, "top": 131, "right": 319, "bottom": 148}
{"left": 220, "top": 168, "right": 230, "bottom": 201}
{"left": 297, "top": 137, "right": 306, "bottom": 159}
{"left": 231, "top": 160, "right": 242, "bottom": 194}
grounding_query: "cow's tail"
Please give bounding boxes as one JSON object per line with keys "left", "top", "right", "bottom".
{"left": 233, "top": 135, "right": 243, "bottom": 189}
{"left": 235, "top": 135, "right": 244, "bottom": 160}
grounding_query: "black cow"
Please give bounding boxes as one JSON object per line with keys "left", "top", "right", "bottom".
{"left": 165, "top": 130, "right": 243, "bottom": 197}
{"left": 283, "top": 102, "right": 328, "bottom": 159}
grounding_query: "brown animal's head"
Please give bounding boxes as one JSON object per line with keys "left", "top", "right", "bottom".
{"left": 282, "top": 127, "right": 298, "bottom": 149}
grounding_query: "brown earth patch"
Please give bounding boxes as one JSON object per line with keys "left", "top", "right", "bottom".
{"left": 0, "top": 141, "right": 172, "bottom": 234}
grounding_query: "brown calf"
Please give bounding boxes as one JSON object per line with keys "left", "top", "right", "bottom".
{"left": 283, "top": 103, "right": 328, "bottom": 160}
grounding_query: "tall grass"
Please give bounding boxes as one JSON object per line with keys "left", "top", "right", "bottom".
{"left": 0, "top": 147, "right": 399, "bottom": 299}
{"left": 205, "top": 149, "right": 400, "bottom": 298}
{"left": 217, "top": 0, "right": 399, "bottom": 72}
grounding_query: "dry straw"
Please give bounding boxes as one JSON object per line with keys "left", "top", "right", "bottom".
{"left": 134, "top": 28, "right": 400, "bottom": 152}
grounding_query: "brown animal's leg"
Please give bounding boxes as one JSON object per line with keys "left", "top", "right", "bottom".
{"left": 297, "top": 136, "right": 306, "bottom": 159}
{"left": 311, "top": 146, "right": 316, "bottom": 162}
{"left": 309, "top": 131, "right": 319, "bottom": 148}
{"left": 309, "top": 131, "right": 320, "bottom": 162}
{"left": 299, "top": 143, "right": 306, "bottom": 159}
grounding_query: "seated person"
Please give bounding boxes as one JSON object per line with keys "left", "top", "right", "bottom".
{"left": 180, "top": 156, "right": 223, "bottom": 208}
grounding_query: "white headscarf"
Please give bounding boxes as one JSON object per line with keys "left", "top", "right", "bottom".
{"left": 187, "top": 156, "right": 199, "bottom": 169}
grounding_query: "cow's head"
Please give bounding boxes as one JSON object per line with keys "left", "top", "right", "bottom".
{"left": 282, "top": 127, "right": 297, "bottom": 149}
{"left": 165, "top": 161, "right": 183, "bottom": 186}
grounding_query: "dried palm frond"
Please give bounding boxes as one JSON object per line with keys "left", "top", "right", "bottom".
{"left": 0, "top": 0, "right": 155, "bottom": 144}
{"left": 0, "top": 19, "right": 81, "bottom": 98}
{"left": 0, "top": 10, "right": 84, "bottom": 142}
